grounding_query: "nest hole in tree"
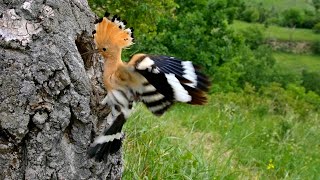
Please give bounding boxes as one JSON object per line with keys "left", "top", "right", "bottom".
{"left": 75, "top": 33, "right": 95, "bottom": 70}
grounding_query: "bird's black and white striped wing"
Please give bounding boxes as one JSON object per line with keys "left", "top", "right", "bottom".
{"left": 132, "top": 55, "right": 210, "bottom": 116}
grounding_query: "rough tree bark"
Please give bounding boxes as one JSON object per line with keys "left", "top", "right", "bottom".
{"left": 0, "top": 0, "right": 123, "bottom": 179}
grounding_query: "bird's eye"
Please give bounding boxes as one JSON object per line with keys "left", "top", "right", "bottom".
{"left": 102, "top": 48, "right": 107, "bottom": 51}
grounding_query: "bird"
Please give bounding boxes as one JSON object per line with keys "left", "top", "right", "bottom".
{"left": 87, "top": 12, "right": 211, "bottom": 162}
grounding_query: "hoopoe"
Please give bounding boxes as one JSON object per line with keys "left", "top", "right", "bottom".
{"left": 88, "top": 12, "right": 211, "bottom": 161}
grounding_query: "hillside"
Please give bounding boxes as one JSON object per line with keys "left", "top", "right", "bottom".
{"left": 275, "top": 52, "right": 320, "bottom": 74}
{"left": 248, "top": 0, "right": 315, "bottom": 11}
{"left": 231, "top": 20, "right": 320, "bottom": 43}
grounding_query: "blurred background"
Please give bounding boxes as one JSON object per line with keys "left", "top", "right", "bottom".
{"left": 89, "top": 0, "right": 320, "bottom": 179}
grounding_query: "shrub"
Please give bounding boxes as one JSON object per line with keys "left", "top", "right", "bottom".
{"left": 271, "top": 69, "right": 301, "bottom": 87}
{"left": 281, "top": 8, "right": 304, "bottom": 27}
{"left": 313, "top": 22, "right": 320, "bottom": 34}
{"left": 312, "top": 0, "right": 320, "bottom": 12}
{"left": 266, "top": 17, "right": 280, "bottom": 25}
{"left": 301, "top": 16, "right": 317, "bottom": 29}
{"left": 302, "top": 70, "right": 320, "bottom": 95}
{"left": 299, "top": 9, "right": 317, "bottom": 29}
{"left": 242, "top": 7, "right": 260, "bottom": 22}
{"left": 240, "top": 27, "right": 264, "bottom": 50}
{"left": 238, "top": 45, "right": 277, "bottom": 89}
{"left": 312, "top": 40, "right": 320, "bottom": 54}
{"left": 260, "top": 83, "right": 320, "bottom": 118}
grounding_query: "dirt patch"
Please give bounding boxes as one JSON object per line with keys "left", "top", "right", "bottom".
{"left": 267, "top": 39, "right": 313, "bottom": 54}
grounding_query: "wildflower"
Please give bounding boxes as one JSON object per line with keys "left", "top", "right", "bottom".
{"left": 267, "top": 159, "right": 275, "bottom": 170}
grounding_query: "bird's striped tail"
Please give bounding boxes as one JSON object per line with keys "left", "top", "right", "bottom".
{"left": 88, "top": 107, "right": 126, "bottom": 162}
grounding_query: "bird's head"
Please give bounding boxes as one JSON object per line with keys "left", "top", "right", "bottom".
{"left": 92, "top": 12, "right": 134, "bottom": 58}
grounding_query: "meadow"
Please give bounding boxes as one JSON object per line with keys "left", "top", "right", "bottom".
{"left": 274, "top": 52, "right": 320, "bottom": 74}
{"left": 248, "top": 0, "right": 315, "bottom": 11}
{"left": 123, "top": 91, "right": 320, "bottom": 179}
{"left": 231, "top": 20, "right": 320, "bottom": 42}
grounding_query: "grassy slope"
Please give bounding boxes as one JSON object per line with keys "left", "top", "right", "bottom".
{"left": 274, "top": 52, "right": 320, "bottom": 74}
{"left": 247, "top": 0, "right": 315, "bottom": 11}
{"left": 231, "top": 20, "right": 320, "bottom": 42}
{"left": 123, "top": 94, "right": 320, "bottom": 179}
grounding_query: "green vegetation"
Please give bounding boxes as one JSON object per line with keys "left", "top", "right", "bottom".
{"left": 231, "top": 20, "right": 320, "bottom": 42}
{"left": 238, "top": 0, "right": 320, "bottom": 29}
{"left": 314, "top": 22, "right": 320, "bottom": 33}
{"left": 88, "top": 0, "right": 320, "bottom": 179}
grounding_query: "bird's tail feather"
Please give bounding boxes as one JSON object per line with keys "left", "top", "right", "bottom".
{"left": 88, "top": 112, "right": 126, "bottom": 162}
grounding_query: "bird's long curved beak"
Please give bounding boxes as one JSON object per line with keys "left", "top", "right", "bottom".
{"left": 80, "top": 49, "right": 99, "bottom": 56}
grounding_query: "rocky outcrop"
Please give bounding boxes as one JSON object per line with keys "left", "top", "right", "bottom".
{"left": 267, "top": 39, "right": 313, "bottom": 54}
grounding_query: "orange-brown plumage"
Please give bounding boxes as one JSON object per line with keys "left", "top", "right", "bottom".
{"left": 93, "top": 16, "right": 136, "bottom": 91}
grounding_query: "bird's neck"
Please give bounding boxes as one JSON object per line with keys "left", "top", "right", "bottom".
{"left": 102, "top": 48, "right": 123, "bottom": 90}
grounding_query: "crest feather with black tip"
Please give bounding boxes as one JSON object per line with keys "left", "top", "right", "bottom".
{"left": 93, "top": 12, "right": 134, "bottom": 50}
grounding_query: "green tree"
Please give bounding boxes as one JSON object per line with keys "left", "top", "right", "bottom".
{"left": 238, "top": 45, "right": 277, "bottom": 89}
{"left": 240, "top": 27, "right": 264, "bottom": 50}
{"left": 302, "top": 70, "right": 320, "bottom": 95}
{"left": 313, "top": 22, "right": 320, "bottom": 34}
{"left": 242, "top": 7, "right": 260, "bottom": 22}
{"left": 281, "top": 8, "right": 304, "bottom": 27}
{"left": 156, "top": 0, "right": 245, "bottom": 74}
{"left": 88, "top": 0, "right": 177, "bottom": 35}
{"left": 312, "top": 0, "right": 320, "bottom": 12}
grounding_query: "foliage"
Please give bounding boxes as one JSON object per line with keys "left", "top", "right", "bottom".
{"left": 238, "top": 2, "right": 272, "bottom": 23}
{"left": 88, "top": 0, "right": 177, "bottom": 36}
{"left": 313, "top": 0, "right": 320, "bottom": 11}
{"left": 270, "top": 69, "right": 301, "bottom": 88}
{"left": 154, "top": 0, "right": 247, "bottom": 77}
{"left": 238, "top": 45, "right": 277, "bottom": 89}
{"left": 312, "top": 40, "right": 320, "bottom": 55}
{"left": 301, "top": 10, "right": 318, "bottom": 29}
{"left": 302, "top": 70, "right": 320, "bottom": 95}
{"left": 281, "top": 8, "right": 304, "bottom": 27}
{"left": 241, "top": 7, "right": 260, "bottom": 22}
{"left": 314, "top": 22, "right": 320, "bottom": 33}
{"left": 240, "top": 26, "right": 264, "bottom": 49}
{"left": 238, "top": 0, "right": 319, "bottom": 29}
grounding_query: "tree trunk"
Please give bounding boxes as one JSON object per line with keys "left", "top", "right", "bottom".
{"left": 0, "top": 0, "right": 123, "bottom": 179}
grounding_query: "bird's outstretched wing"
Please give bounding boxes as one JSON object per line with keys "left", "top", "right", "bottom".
{"left": 129, "top": 54, "right": 211, "bottom": 116}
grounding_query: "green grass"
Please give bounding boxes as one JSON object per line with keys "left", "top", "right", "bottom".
{"left": 231, "top": 20, "right": 320, "bottom": 43}
{"left": 123, "top": 92, "right": 320, "bottom": 179}
{"left": 274, "top": 52, "right": 320, "bottom": 74}
{"left": 247, "top": 0, "right": 315, "bottom": 12}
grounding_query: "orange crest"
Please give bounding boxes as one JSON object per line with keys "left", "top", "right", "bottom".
{"left": 93, "top": 12, "right": 134, "bottom": 51}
